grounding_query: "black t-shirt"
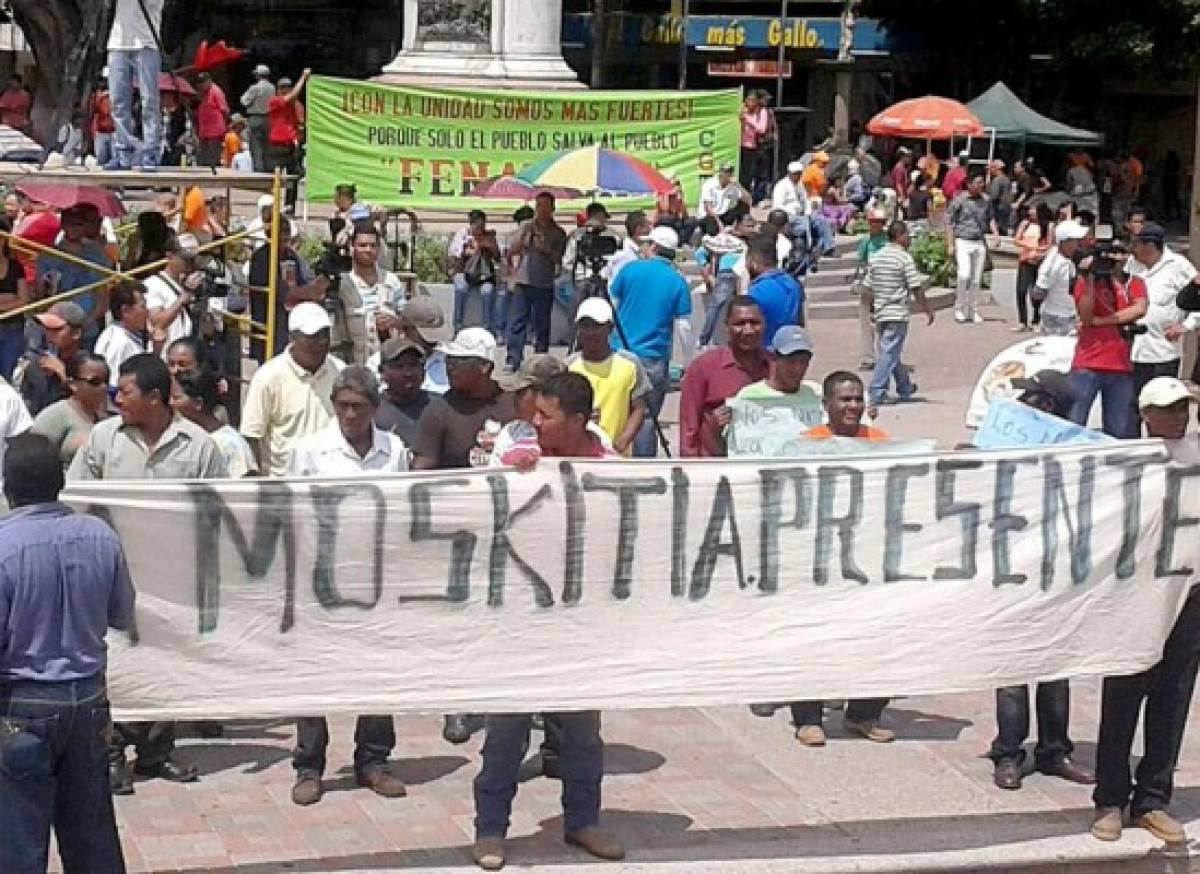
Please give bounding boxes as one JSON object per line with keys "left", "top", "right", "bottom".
{"left": 375, "top": 390, "right": 432, "bottom": 449}
{"left": 248, "top": 245, "right": 309, "bottom": 361}
{"left": 412, "top": 385, "right": 517, "bottom": 469}
{"left": 907, "top": 189, "right": 931, "bottom": 220}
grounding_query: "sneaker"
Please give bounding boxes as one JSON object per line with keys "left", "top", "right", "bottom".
{"left": 1133, "top": 809, "right": 1185, "bottom": 843}
{"left": 898, "top": 384, "right": 919, "bottom": 402}
{"left": 1011, "top": 324, "right": 1030, "bottom": 333}
{"left": 472, "top": 837, "right": 505, "bottom": 870}
{"left": 858, "top": 360, "right": 875, "bottom": 371}
{"left": 101, "top": 159, "right": 128, "bottom": 172}
{"left": 291, "top": 775, "right": 323, "bottom": 806}
{"left": 795, "top": 724, "right": 826, "bottom": 746}
{"left": 565, "top": 826, "right": 626, "bottom": 861}
{"left": 954, "top": 310, "right": 968, "bottom": 323}
{"left": 844, "top": 717, "right": 895, "bottom": 743}
{"left": 972, "top": 313, "right": 985, "bottom": 324}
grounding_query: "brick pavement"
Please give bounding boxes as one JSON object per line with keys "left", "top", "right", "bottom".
{"left": 50, "top": 301, "right": 1200, "bottom": 872}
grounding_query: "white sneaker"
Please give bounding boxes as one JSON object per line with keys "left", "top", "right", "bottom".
{"left": 972, "top": 313, "right": 985, "bottom": 324}
{"left": 954, "top": 311, "right": 967, "bottom": 323}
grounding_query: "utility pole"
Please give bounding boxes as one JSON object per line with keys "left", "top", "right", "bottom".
{"left": 590, "top": 0, "right": 606, "bottom": 88}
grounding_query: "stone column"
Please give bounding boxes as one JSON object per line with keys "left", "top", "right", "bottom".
{"left": 379, "top": 0, "right": 580, "bottom": 89}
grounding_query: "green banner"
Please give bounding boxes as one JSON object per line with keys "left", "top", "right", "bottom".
{"left": 307, "top": 75, "right": 741, "bottom": 212}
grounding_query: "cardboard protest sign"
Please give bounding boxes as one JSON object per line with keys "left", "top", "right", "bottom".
{"left": 64, "top": 443, "right": 1196, "bottom": 721}
{"left": 726, "top": 389, "right": 824, "bottom": 457}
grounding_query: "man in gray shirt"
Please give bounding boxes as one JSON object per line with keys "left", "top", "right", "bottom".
{"left": 946, "top": 175, "right": 1000, "bottom": 325}
{"left": 240, "top": 63, "right": 274, "bottom": 172}
{"left": 69, "top": 353, "right": 227, "bottom": 795}
{"left": 505, "top": 191, "right": 567, "bottom": 371}
{"left": 0, "top": 433, "right": 135, "bottom": 873}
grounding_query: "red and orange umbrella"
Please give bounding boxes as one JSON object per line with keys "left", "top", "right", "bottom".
{"left": 867, "top": 96, "right": 984, "bottom": 140}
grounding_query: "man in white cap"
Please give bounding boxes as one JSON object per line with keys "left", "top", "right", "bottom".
{"left": 144, "top": 233, "right": 201, "bottom": 355}
{"left": 1092, "top": 376, "right": 1200, "bottom": 845}
{"left": 240, "top": 64, "right": 274, "bottom": 172}
{"left": 240, "top": 302, "right": 343, "bottom": 476}
{"left": 608, "top": 225, "right": 693, "bottom": 457}
{"left": 566, "top": 296, "right": 650, "bottom": 454}
{"left": 1034, "top": 218, "right": 1088, "bottom": 336}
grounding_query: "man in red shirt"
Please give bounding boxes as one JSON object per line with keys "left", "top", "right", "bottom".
{"left": 194, "top": 72, "right": 230, "bottom": 168}
{"left": 91, "top": 82, "right": 116, "bottom": 167}
{"left": 679, "top": 297, "right": 769, "bottom": 457}
{"left": 888, "top": 148, "right": 913, "bottom": 202}
{"left": 941, "top": 151, "right": 970, "bottom": 200}
{"left": 0, "top": 75, "right": 32, "bottom": 131}
{"left": 1068, "top": 258, "right": 1148, "bottom": 437}
{"left": 267, "top": 68, "right": 311, "bottom": 207}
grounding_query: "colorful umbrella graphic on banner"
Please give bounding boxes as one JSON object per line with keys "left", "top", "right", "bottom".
{"left": 471, "top": 176, "right": 582, "bottom": 200}
{"left": 517, "top": 146, "right": 674, "bottom": 196}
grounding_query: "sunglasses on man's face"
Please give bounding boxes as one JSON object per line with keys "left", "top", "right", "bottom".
{"left": 76, "top": 375, "right": 107, "bottom": 387}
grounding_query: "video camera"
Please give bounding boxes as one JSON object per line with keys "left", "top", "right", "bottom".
{"left": 576, "top": 222, "right": 619, "bottom": 263}
{"left": 312, "top": 244, "right": 346, "bottom": 315}
{"left": 1070, "top": 239, "right": 1128, "bottom": 279}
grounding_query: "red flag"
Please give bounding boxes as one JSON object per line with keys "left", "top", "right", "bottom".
{"left": 191, "top": 40, "right": 247, "bottom": 73}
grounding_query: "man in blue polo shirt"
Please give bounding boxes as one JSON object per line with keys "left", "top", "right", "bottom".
{"left": 746, "top": 238, "right": 804, "bottom": 343}
{"left": 608, "top": 226, "right": 693, "bottom": 457}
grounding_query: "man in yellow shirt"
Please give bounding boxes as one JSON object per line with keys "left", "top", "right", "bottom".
{"left": 565, "top": 297, "right": 649, "bottom": 455}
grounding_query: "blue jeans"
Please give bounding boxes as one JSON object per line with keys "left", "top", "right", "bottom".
{"left": 1068, "top": 369, "right": 1133, "bottom": 438}
{"left": 107, "top": 48, "right": 161, "bottom": 168}
{"left": 870, "top": 321, "right": 915, "bottom": 405}
{"left": 0, "top": 324, "right": 24, "bottom": 381}
{"left": 473, "top": 711, "right": 603, "bottom": 839}
{"left": 505, "top": 284, "right": 553, "bottom": 369}
{"left": 0, "top": 675, "right": 125, "bottom": 874}
{"left": 810, "top": 213, "right": 836, "bottom": 256}
{"left": 452, "top": 275, "right": 496, "bottom": 335}
{"left": 293, "top": 715, "right": 394, "bottom": 779}
{"left": 700, "top": 285, "right": 732, "bottom": 346}
{"left": 634, "top": 356, "right": 670, "bottom": 458}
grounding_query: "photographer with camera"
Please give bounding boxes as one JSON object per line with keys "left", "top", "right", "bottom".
{"left": 144, "top": 234, "right": 201, "bottom": 356}
{"left": 1067, "top": 234, "right": 1148, "bottom": 438}
{"left": 565, "top": 202, "right": 621, "bottom": 288}
{"left": 1123, "top": 222, "right": 1199, "bottom": 431}
{"left": 448, "top": 210, "right": 501, "bottom": 335}
{"left": 248, "top": 224, "right": 333, "bottom": 362}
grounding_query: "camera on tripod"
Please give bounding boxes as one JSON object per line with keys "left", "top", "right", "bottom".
{"left": 312, "top": 243, "right": 346, "bottom": 314}
{"left": 577, "top": 222, "right": 619, "bottom": 265}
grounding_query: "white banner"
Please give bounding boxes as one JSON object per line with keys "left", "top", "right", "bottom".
{"left": 63, "top": 442, "right": 1199, "bottom": 721}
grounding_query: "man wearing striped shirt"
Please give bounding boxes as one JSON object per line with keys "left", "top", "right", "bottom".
{"left": 866, "top": 222, "right": 934, "bottom": 415}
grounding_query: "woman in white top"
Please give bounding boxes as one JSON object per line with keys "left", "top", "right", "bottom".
{"left": 170, "top": 366, "right": 257, "bottom": 478}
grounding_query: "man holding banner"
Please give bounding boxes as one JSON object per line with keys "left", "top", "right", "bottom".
{"left": 286, "top": 366, "right": 409, "bottom": 806}
{"left": 473, "top": 372, "right": 625, "bottom": 871}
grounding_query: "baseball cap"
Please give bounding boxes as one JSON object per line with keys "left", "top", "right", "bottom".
{"left": 35, "top": 301, "right": 87, "bottom": 330}
{"left": 230, "top": 113, "right": 246, "bottom": 126}
{"left": 813, "top": 151, "right": 830, "bottom": 165}
{"left": 253, "top": 64, "right": 271, "bottom": 76}
{"left": 380, "top": 336, "right": 425, "bottom": 363}
{"left": 347, "top": 204, "right": 371, "bottom": 223}
{"left": 1012, "top": 369, "right": 1074, "bottom": 414}
{"left": 787, "top": 160, "right": 804, "bottom": 174}
{"left": 168, "top": 232, "right": 200, "bottom": 258}
{"left": 867, "top": 207, "right": 887, "bottom": 223}
{"left": 256, "top": 194, "right": 275, "bottom": 211}
{"left": 719, "top": 161, "right": 735, "bottom": 173}
{"left": 397, "top": 296, "right": 445, "bottom": 335}
{"left": 770, "top": 325, "right": 814, "bottom": 357}
{"left": 288, "top": 302, "right": 332, "bottom": 335}
{"left": 700, "top": 231, "right": 746, "bottom": 255}
{"left": 575, "top": 296, "right": 614, "bottom": 324}
{"left": 1138, "top": 377, "right": 1197, "bottom": 410}
{"left": 1055, "top": 220, "right": 1087, "bottom": 242}
{"left": 585, "top": 202, "right": 610, "bottom": 219}
{"left": 503, "top": 353, "right": 564, "bottom": 391}
{"left": 277, "top": 77, "right": 294, "bottom": 88}
{"left": 639, "top": 226, "right": 679, "bottom": 250}
{"left": 440, "top": 326, "right": 496, "bottom": 361}
{"left": 1136, "top": 222, "right": 1167, "bottom": 245}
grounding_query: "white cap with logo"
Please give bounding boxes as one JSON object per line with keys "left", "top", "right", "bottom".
{"left": 440, "top": 326, "right": 497, "bottom": 360}
{"left": 288, "top": 302, "right": 332, "bottom": 336}
{"left": 639, "top": 226, "right": 679, "bottom": 251}
{"left": 1138, "top": 377, "right": 1198, "bottom": 410}
{"left": 575, "top": 297, "right": 614, "bottom": 324}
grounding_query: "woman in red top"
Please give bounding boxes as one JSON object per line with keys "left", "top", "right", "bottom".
{"left": 267, "top": 68, "right": 311, "bottom": 208}
{"left": 1068, "top": 262, "right": 1148, "bottom": 437}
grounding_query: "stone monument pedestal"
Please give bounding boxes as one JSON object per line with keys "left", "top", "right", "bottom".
{"left": 377, "top": 0, "right": 582, "bottom": 90}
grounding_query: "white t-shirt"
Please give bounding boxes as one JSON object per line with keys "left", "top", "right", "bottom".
{"left": 0, "top": 380, "right": 32, "bottom": 492}
{"left": 108, "top": 0, "right": 164, "bottom": 51}
{"left": 1127, "top": 248, "right": 1200, "bottom": 364}
{"left": 771, "top": 177, "right": 808, "bottom": 220}
{"left": 93, "top": 324, "right": 145, "bottom": 386}
{"left": 699, "top": 176, "right": 744, "bottom": 217}
{"left": 211, "top": 424, "right": 258, "bottom": 478}
{"left": 143, "top": 274, "right": 194, "bottom": 353}
{"left": 231, "top": 150, "right": 253, "bottom": 173}
{"left": 603, "top": 238, "right": 642, "bottom": 282}
{"left": 287, "top": 420, "right": 408, "bottom": 476}
{"left": 1034, "top": 247, "right": 1078, "bottom": 319}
